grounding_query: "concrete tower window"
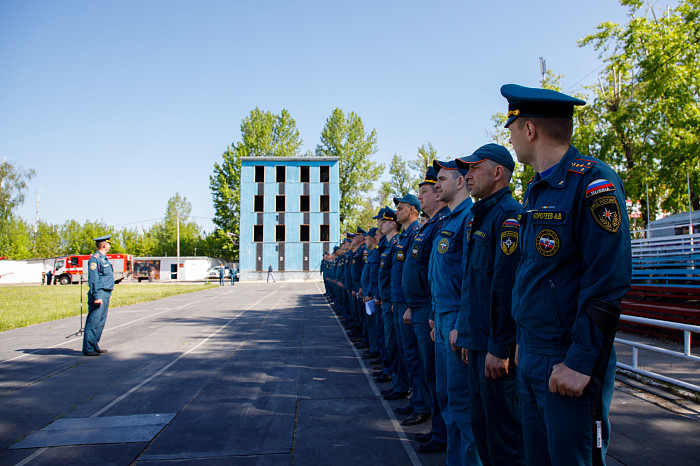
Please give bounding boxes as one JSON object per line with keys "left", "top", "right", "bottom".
{"left": 276, "top": 225, "right": 286, "bottom": 242}
{"left": 276, "top": 166, "right": 286, "bottom": 182}
{"left": 300, "top": 225, "right": 310, "bottom": 242}
{"left": 320, "top": 224, "right": 330, "bottom": 242}
{"left": 320, "top": 165, "right": 330, "bottom": 183}
{"left": 300, "top": 166, "right": 310, "bottom": 183}
{"left": 276, "top": 195, "right": 286, "bottom": 212}
{"left": 300, "top": 195, "right": 310, "bottom": 212}
{"left": 254, "top": 195, "right": 264, "bottom": 212}
{"left": 255, "top": 166, "right": 265, "bottom": 183}
{"left": 320, "top": 195, "right": 330, "bottom": 212}
{"left": 254, "top": 225, "right": 263, "bottom": 242}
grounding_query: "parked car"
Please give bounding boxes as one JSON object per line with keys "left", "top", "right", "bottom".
{"left": 207, "top": 266, "right": 230, "bottom": 279}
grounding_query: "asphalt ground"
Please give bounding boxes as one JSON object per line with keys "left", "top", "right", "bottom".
{"left": 0, "top": 282, "right": 698, "bottom": 465}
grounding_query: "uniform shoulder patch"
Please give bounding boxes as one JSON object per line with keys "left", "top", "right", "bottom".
{"left": 586, "top": 178, "right": 616, "bottom": 198}
{"left": 588, "top": 195, "right": 622, "bottom": 233}
{"left": 502, "top": 218, "right": 520, "bottom": 228}
{"left": 501, "top": 231, "right": 518, "bottom": 255}
{"left": 89, "top": 262, "right": 97, "bottom": 270}
{"left": 569, "top": 158, "right": 597, "bottom": 175}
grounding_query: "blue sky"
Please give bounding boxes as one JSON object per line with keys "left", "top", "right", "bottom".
{"left": 1, "top": 0, "right": 631, "bottom": 234}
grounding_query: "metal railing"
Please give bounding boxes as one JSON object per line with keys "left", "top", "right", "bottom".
{"left": 616, "top": 314, "right": 700, "bottom": 393}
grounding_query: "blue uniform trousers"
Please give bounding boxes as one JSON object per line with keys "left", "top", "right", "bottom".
{"left": 395, "top": 302, "right": 430, "bottom": 413}
{"left": 435, "top": 311, "right": 481, "bottom": 466}
{"left": 83, "top": 296, "right": 110, "bottom": 353}
{"left": 375, "top": 303, "right": 391, "bottom": 375}
{"left": 365, "top": 300, "right": 379, "bottom": 354}
{"left": 382, "top": 302, "right": 409, "bottom": 394}
{"left": 468, "top": 350, "right": 524, "bottom": 465}
{"left": 518, "top": 343, "right": 616, "bottom": 466}
{"left": 411, "top": 305, "right": 447, "bottom": 445}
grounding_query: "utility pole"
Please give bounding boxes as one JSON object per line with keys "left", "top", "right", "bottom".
{"left": 176, "top": 212, "right": 180, "bottom": 280}
{"left": 539, "top": 57, "right": 547, "bottom": 87}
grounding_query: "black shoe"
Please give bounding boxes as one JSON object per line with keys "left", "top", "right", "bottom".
{"left": 356, "top": 343, "right": 369, "bottom": 349}
{"left": 402, "top": 412, "right": 431, "bottom": 426}
{"left": 83, "top": 351, "right": 101, "bottom": 356}
{"left": 374, "top": 374, "right": 392, "bottom": 383}
{"left": 363, "top": 351, "right": 379, "bottom": 358}
{"left": 96, "top": 347, "right": 108, "bottom": 353}
{"left": 383, "top": 391, "right": 409, "bottom": 400}
{"left": 372, "top": 370, "right": 384, "bottom": 377}
{"left": 361, "top": 353, "right": 376, "bottom": 359}
{"left": 372, "top": 364, "right": 383, "bottom": 371}
{"left": 394, "top": 405, "right": 413, "bottom": 415}
{"left": 381, "top": 388, "right": 394, "bottom": 395}
{"left": 413, "top": 431, "right": 433, "bottom": 443}
{"left": 370, "top": 359, "right": 382, "bottom": 365}
{"left": 417, "top": 439, "right": 447, "bottom": 454}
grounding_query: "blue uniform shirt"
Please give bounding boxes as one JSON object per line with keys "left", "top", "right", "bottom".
{"left": 377, "top": 233, "right": 399, "bottom": 302}
{"left": 455, "top": 187, "right": 522, "bottom": 357}
{"left": 402, "top": 207, "right": 450, "bottom": 308}
{"left": 87, "top": 251, "right": 114, "bottom": 300}
{"left": 368, "top": 236, "right": 384, "bottom": 300}
{"left": 512, "top": 145, "right": 632, "bottom": 376}
{"left": 360, "top": 247, "right": 372, "bottom": 297}
{"left": 428, "top": 197, "right": 474, "bottom": 314}
{"left": 391, "top": 220, "right": 420, "bottom": 304}
{"left": 351, "top": 245, "right": 366, "bottom": 292}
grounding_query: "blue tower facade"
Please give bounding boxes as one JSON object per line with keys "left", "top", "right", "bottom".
{"left": 239, "top": 157, "right": 340, "bottom": 280}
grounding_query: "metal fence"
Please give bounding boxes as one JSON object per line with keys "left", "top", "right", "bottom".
{"left": 616, "top": 314, "right": 700, "bottom": 393}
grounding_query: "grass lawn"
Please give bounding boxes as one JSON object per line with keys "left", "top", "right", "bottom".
{"left": 0, "top": 283, "right": 217, "bottom": 332}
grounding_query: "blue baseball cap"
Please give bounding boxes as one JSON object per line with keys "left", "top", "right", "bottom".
{"left": 394, "top": 194, "right": 420, "bottom": 212}
{"left": 418, "top": 166, "right": 438, "bottom": 187}
{"left": 455, "top": 143, "right": 515, "bottom": 172}
{"left": 433, "top": 159, "right": 468, "bottom": 177}
{"left": 501, "top": 84, "right": 586, "bottom": 128}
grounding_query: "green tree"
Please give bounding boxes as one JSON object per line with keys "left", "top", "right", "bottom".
{"left": 117, "top": 227, "right": 155, "bottom": 256}
{"left": 0, "top": 218, "right": 32, "bottom": 259}
{"left": 0, "top": 157, "right": 35, "bottom": 230}
{"left": 210, "top": 109, "right": 303, "bottom": 260}
{"left": 316, "top": 108, "right": 383, "bottom": 229}
{"left": 409, "top": 142, "right": 439, "bottom": 182}
{"left": 33, "top": 221, "right": 62, "bottom": 258}
{"left": 379, "top": 154, "right": 415, "bottom": 203}
{"left": 150, "top": 193, "right": 201, "bottom": 256}
{"left": 59, "top": 219, "right": 111, "bottom": 255}
{"left": 578, "top": 0, "right": 700, "bottom": 222}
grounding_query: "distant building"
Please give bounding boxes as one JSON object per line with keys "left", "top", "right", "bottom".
{"left": 239, "top": 157, "right": 340, "bottom": 281}
{"left": 648, "top": 210, "right": 700, "bottom": 237}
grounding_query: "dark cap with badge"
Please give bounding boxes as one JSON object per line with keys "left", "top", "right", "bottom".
{"left": 393, "top": 194, "right": 420, "bottom": 212}
{"left": 373, "top": 207, "right": 387, "bottom": 220}
{"left": 501, "top": 84, "right": 586, "bottom": 128}
{"left": 94, "top": 234, "right": 112, "bottom": 244}
{"left": 433, "top": 159, "right": 469, "bottom": 177}
{"left": 356, "top": 226, "right": 367, "bottom": 235}
{"left": 418, "top": 166, "right": 438, "bottom": 187}
{"left": 455, "top": 143, "right": 515, "bottom": 172}
{"left": 365, "top": 227, "right": 378, "bottom": 238}
{"left": 382, "top": 206, "right": 397, "bottom": 222}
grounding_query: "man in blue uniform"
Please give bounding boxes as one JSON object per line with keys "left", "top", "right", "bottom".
{"left": 377, "top": 207, "right": 410, "bottom": 397}
{"left": 83, "top": 234, "right": 115, "bottom": 356}
{"left": 391, "top": 194, "right": 431, "bottom": 425}
{"left": 361, "top": 227, "right": 381, "bottom": 359}
{"left": 502, "top": 84, "right": 632, "bottom": 466}
{"left": 371, "top": 209, "right": 393, "bottom": 382}
{"left": 402, "top": 167, "right": 450, "bottom": 453}
{"left": 428, "top": 160, "right": 481, "bottom": 466}
{"left": 351, "top": 227, "right": 369, "bottom": 349}
{"left": 455, "top": 144, "right": 525, "bottom": 465}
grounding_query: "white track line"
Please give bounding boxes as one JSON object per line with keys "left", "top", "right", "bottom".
{"left": 312, "top": 282, "right": 422, "bottom": 466}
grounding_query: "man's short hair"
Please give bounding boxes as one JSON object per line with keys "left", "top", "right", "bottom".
{"left": 516, "top": 116, "right": 573, "bottom": 144}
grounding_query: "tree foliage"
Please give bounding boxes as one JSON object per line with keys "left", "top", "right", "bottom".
{"left": 316, "top": 108, "right": 383, "bottom": 229}
{"left": 578, "top": 0, "right": 700, "bottom": 222}
{"left": 150, "top": 193, "right": 202, "bottom": 256}
{"left": 210, "top": 108, "right": 303, "bottom": 259}
{"left": 0, "top": 157, "right": 35, "bottom": 231}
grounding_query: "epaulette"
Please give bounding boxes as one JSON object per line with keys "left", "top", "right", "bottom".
{"left": 569, "top": 158, "right": 597, "bottom": 175}
{"left": 526, "top": 176, "right": 534, "bottom": 186}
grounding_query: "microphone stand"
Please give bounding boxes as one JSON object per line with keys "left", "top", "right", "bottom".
{"left": 67, "top": 277, "right": 85, "bottom": 338}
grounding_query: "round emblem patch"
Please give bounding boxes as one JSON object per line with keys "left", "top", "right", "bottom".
{"left": 380, "top": 259, "right": 385, "bottom": 268}
{"left": 89, "top": 262, "right": 97, "bottom": 270}
{"left": 411, "top": 245, "right": 420, "bottom": 258}
{"left": 438, "top": 238, "right": 449, "bottom": 254}
{"left": 535, "top": 229, "right": 559, "bottom": 257}
{"left": 396, "top": 250, "right": 405, "bottom": 261}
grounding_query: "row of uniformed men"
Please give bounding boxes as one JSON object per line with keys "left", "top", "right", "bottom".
{"left": 320, "top": 84, "right": 631, "bottom": 466}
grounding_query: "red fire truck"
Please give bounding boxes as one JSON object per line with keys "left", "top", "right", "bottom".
{"left": 52, "top": 254, "right": 133, "bottom": 285}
